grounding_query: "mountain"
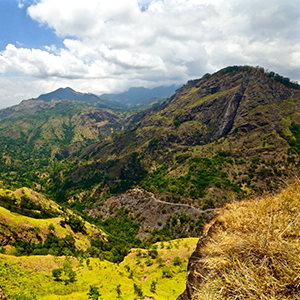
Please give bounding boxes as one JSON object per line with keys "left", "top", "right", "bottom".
{"left": 0, "top": 100, "right": 124, "bottom": 178}
{"left": 1, "top": 66, "right": 300, "bottom": 236}
{"left": 2, "top": 66, "right": 300, "bottom": 211}
{"left": 0, "top": 65, "right": 300, "bottom": 299}
{"left": 35, "top": 87, "right": 102, "bottom": 103}
{"left": 34, "top": 85, "right": 178, "bottom": 108}
{"left": 46, "top": 66, "right": 300, "bottom": 213}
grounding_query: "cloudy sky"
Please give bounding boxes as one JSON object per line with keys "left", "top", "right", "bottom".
{"left": 0, "top": 0, "right": 299, "bottom": 108}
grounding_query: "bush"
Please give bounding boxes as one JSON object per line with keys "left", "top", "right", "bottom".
{"left": 150, "top": 279, "right": 157, "bottom": 292}
{"left": 133, "top": 283, "right": 143, "bottom": 297}
{"left": 52, "top": 268, "right": 63, "bottom": 281}
{"left": 173, "top": 256, "right": 182, "bottom": 266}
{"left": 162, "top": 267, "right": 173, "bottom": 278}
{"left": 145, "top": 258, "right": 153, "bottom": 266}
{"left": 87, "top": 285, "right": 100, "bottom": 300}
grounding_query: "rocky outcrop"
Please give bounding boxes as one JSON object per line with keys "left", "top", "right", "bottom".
{"left": 87, "top": 188, "right": 215, "bottom": 239}
{"left": 177, "top": 219, "right": 220, "bottom": 300}
{"left": 0, "top": 287, "right": 7, "bottom": 300}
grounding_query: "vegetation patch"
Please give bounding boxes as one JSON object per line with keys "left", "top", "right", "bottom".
{"left": 0, "top": 238, "right": 198, "bottom": 299}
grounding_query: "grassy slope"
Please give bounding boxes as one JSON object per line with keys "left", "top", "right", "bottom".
{"left": 0, "top": 238, "right": 197, "bottom": 299}
{"left": 191, "top": 180, "right": 300, "bottom": 300}
{"left": 0, "top": 187, "right": 102, "bottom": 251}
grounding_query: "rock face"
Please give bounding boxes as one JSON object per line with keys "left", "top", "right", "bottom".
{"left": 0, "top": 287, "right": 7, "bottom": 300}
{"left": 87, "top": 188, "right": 215, "bottom": 239}
{"left": 177, "top": 219, "right": 220, "bottom": 300}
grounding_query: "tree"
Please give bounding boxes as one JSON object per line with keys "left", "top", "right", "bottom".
{"left": 48, "top": 223, "right": 55, "bottom": 233}
{"left": 63, "top": 257, "right": 77, "bottom": 283}
{"left": 87, "top": 285, "right": 100, "bottom": 300}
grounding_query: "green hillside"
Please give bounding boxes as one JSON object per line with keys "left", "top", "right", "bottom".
{"left": 0, "top": 66, "right": 300, "bottom": 299}
{"left": 32, "top": 66, "right": 300, "bottom": 211}
{"left": 0, "top": 100, "right": 123, "bottom": 186}
{"left": 0, "top": 237, "right": 197, "bottom": 299}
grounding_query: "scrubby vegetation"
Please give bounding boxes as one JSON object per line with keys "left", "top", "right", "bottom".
{"left": 0, "top": 238, "right": 197, "bottom": 299}
{"left": 1, "top": 66, "right": 300, "bottom": 299}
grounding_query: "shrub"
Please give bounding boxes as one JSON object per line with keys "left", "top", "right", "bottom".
{"left": 173, "top": 120, "right": 181, "bottom": 128}
{"left": 87, "top": 285, "right": 100, "bottom": 300}
{"left": 173, "top": 256, "right": 182, "bottom": 266}
{"left": 116, "top": 284, "right": 122, "bottom": 298}
{"left": 133, "top": 283, "right": 143, "bottom": 297}
{"left": 52, "top": 268, "right": 63, "bottom": 281}
{"left": 162, "top": 267, "right": 173, "bottom": 278}
{"left": 145, "top": 258, "right": 153, "bottom": 266}
{"left": 150, "top": 279, "right": 157, "bottom": 292}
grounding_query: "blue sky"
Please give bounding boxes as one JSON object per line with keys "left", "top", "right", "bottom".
{"left": 0, "top": 0, "right": 299, "bottom": 108}
{"left": 0, "top": 0, "right": 64, "bottom": 51}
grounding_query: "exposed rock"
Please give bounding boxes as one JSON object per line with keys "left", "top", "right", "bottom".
{"left": 0, "top": 287, "right": 7, "bottom": 300}
{"left": 87, "top": 188, "right": 215, "bottom": 239}
{"left": 177, "top": 219, "right": 220, "bottom": 300}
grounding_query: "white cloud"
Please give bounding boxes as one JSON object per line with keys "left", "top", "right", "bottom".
{"left": 0, "top": 44, "right": 89, "bottom": 79}
{"left": 0, "top": 0, "right": 299, "bottom": 108}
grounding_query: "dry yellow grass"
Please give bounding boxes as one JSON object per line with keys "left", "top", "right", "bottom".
{"left": 193, "top": 180, "right": 300, "bottom": 300}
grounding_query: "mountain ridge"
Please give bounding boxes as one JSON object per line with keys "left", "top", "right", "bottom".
{"left": 34, "top": 85, "right": 178, "bottom": 108}
{"left": 56, "top": 66, "right": 300, "bottom": 212}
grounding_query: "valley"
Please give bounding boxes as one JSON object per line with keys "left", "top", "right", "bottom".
{"left": 0, "top": 65, "right": 300, "bottom": 299}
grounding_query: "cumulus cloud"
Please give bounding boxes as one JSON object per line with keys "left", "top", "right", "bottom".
{"left": 0, "top": 0, "right": 299, "bottom": 107}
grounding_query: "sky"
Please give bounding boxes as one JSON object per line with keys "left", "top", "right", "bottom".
{"left": 0, "top": 0, "right": 299, "bottom": 109}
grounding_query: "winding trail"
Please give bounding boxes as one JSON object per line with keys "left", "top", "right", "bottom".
{"left": 135, "top": 188, "right": 216, "bottom": 215}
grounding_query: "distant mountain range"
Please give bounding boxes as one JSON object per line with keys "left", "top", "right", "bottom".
{"left": 99, "top": 85, "right": 179, "bottom": 107}
{"left": 0, "top": 84, "right": 178, "bottom": 121}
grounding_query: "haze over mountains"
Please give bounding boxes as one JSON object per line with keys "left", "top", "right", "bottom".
{"left": 34, "top": 85, "right": 178, "bottom": 108}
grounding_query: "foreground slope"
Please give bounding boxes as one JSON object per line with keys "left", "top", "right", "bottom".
{"left": 179, "top": 180, "right": 300, "bottom": 300}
